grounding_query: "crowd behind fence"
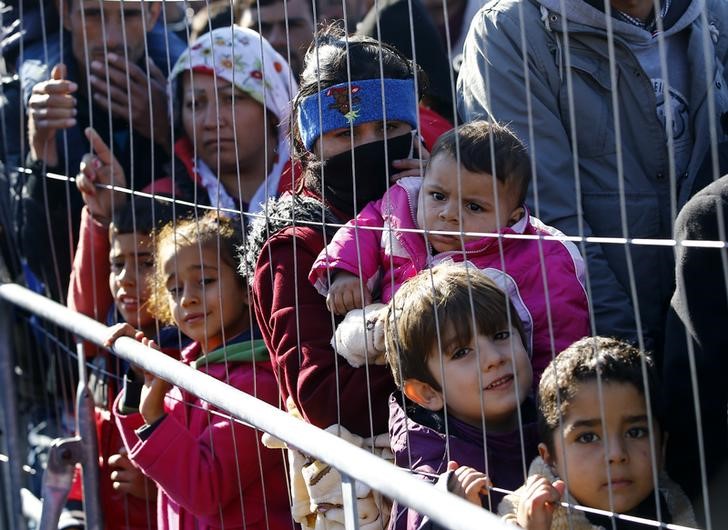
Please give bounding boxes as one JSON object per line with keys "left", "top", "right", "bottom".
{"left": 0, "top": 0, "right": 727, "bottom": 529}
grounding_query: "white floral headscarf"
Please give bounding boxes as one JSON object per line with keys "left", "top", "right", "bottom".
{"left": 170, "top": 26, "right": 297, "bottom": 214}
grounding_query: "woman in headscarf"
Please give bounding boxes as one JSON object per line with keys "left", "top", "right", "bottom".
{"left": 148, "top": 25, "right": 297, "bottom": 216}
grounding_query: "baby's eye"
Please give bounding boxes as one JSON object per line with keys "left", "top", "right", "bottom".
{"left": 626, "top": 426, "right": 649, "bottom": 439}
{"left": 575, "top": 432, "right": 599, "bottom": 444}
{"left": 200, "top": 277, "right": 217, "bottom": 286}
{"left": 431, "top": 191, "right": 446, "bottom": 201}
{"left": 450, "top": 347, "right": 471, "bottom": 360}
{"left": 110, "top": 261, "right": 123, "bottom": 273}
{"left": 466, "top": 202, "right": 483, "bottom": 212}
{"left": 493, "top": 330, "right": 511, "bottom": 341}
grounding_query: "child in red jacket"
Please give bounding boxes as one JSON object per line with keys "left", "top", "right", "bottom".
{"left": 67, "top": 129, "right": 186, "bottom": 529}
{"left": 109, "top": 212, "right": 292, "bottom": 530}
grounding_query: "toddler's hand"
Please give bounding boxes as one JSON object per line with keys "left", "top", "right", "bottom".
{"left": 108, "top": 448, "right": 157, "bottom": 500}
{"left": 516, "top": 474, "right": 565, "bottom": 530}
{"left": 445, "top": 461, "right": 492, "bottom": 506}
{"left": 326, "top": 271, "right": 371, "bottom": 315}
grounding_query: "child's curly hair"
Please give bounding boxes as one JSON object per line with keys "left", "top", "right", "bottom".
{"left": 148, "top": 212, "right": 246, "bottom": 325}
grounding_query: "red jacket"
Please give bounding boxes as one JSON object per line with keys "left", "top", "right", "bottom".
{"left": 114, "top": 340, "right": 292, "bottom": 530}
{"left": 66, "top": 207, "right": 160, "bottom": 529}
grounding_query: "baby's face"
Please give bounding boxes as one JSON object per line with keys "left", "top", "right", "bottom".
{"left": 546, "top": 381, "right": 661, "bottom": 513}
{"left": 416, "top": 154, "right": 523, "bottom": 253}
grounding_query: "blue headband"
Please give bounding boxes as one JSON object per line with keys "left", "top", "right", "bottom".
{"left": 297, "top": 78, "right": 418, "bottom": 151}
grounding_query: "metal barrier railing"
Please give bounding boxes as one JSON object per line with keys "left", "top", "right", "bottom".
{"left": 0, "top": 282, "right": 509, "bottom": 530}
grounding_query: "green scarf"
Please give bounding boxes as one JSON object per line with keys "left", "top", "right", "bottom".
{"left": 191, "top": 339, "right": 269, "bottom": 369}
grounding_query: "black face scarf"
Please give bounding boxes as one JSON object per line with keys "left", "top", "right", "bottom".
{"left": 318, "top": 131, "right": 415, "bottom": 218}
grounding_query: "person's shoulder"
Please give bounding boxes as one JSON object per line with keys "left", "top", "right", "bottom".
{"left": 479, "top": 0, "right": 540, "bottom": 22}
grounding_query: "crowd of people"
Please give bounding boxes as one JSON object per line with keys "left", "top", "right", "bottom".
{"left": 1, "top": 0, "right": 728, "bottom": 529}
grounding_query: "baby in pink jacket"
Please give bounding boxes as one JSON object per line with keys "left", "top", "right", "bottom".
{"left": 309, "top": 121, "right": 590, "bottom": 384}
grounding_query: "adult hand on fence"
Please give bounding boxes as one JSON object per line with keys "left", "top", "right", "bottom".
{"left": 109, "top": 448, "right": 157, "bottom": 500}
{"left": 88, "top": 53, "right": 170, "bottom": 151}
{"left": 27, "top": 63, "right": 78, "bottom": 167}
{"left": 445, "top": 461, "right": 492, "bottom": 507}
{"left": 516, "top": 474, "right": 565, "bottom": 530}
{"left": 77, "top": 127, "right": 128, "bottom": 226}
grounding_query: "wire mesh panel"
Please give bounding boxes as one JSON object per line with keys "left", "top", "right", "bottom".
{"left": 0, "top": 0, "right": 726, "bottom": 529}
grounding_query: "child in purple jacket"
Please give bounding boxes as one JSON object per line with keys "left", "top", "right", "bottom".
{"left": 310, "top": 121, "right": 590, "bottom": 384}
{"left": 383, "top": 264, "right": 540, "bottom": 529}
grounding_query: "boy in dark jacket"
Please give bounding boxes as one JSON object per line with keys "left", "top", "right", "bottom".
{"left": 383, "top": 264, "right": 539, "bottom": 529}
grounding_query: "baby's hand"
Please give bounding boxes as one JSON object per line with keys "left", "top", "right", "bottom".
{"left": 326, "top": 271, "right": 371, "bottom": 315}
{"left": 516, "top": 474, "right": 565, "bottom": 530}
{"left": 445, "top": 461, "right": 492, "bottom": 506}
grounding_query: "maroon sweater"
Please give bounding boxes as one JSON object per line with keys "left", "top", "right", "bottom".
{"left": 252, "top": 213, "right": 396, "bottom": 437}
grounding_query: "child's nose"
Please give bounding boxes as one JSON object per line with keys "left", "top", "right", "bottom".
{"left": 180, "top": 285, "right": 199, "bottom": 307}
{"left": 437, "top": 202, "right": 458, "bottom": 223}
{"left": 606, "top": 436, "right": 629, "bottom": 464}
{"left": 479, "top": 341, "right": 507, "bottom": 371}
{"left": 117, "top": 267, "right": 136, "bottom": 287}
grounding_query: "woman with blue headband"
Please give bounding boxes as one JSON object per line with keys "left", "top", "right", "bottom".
{"left": 242, "top": 26, "right": 442, "bottom": 439}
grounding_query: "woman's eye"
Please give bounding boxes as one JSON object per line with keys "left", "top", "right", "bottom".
{"left": 451, "top": 347, "right": 471, "bottom": 360}
{"left": 576, "top": 432, "right": 599, "bottom": 444}
{"left": 493, "top": 330, "right": 511, "bottom": 341}
{"left": 186, "top": 98, "right": 207, "bottom": 111}
{"left": 626, "top": 426, "right": 649, "bottom": 439}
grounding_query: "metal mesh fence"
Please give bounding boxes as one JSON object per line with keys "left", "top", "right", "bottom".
{"left": 0, "top": 0, "right": 726, "bottom": 529}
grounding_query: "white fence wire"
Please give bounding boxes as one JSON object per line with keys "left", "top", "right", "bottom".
{"left": 0, "top": 0, "right": 726, "bottom": 529}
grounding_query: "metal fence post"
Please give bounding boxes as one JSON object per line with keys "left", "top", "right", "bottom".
{"left": 0, "top": 299, "right": 28, "bottom": 530}
{"left": 341, "top": 473, "right": 360, "bottom": 529}
{"left": 74, "top": 341, "right": 102, "bottom": 530}
{"left": 37, "top": 343, "right": 102, "bottom": 530}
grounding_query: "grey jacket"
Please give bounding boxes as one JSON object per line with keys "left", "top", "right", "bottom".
{"left": 457, "top": 0, "right": 728, "bottom": 351}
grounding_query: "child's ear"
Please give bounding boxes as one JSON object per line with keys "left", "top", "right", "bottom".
{"left": 403, "top": 379, "right": 444, "bottom": 411}
{"left": 538, "top": 442, "right": 554, "bottom": 465}
{"left": 507, "top": 206, "right": 525, "bottom": 227}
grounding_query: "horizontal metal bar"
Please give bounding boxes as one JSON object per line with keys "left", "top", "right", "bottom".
{"left": 0, "top": 282, "right": 508, "bottom": 530}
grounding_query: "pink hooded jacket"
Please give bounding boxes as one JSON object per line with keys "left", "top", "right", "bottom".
{"left": 309, "top": 177, "right": 590, "bottom": 381}
{"left": 114, "top": 340, "right": 292, "bottom": 530}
